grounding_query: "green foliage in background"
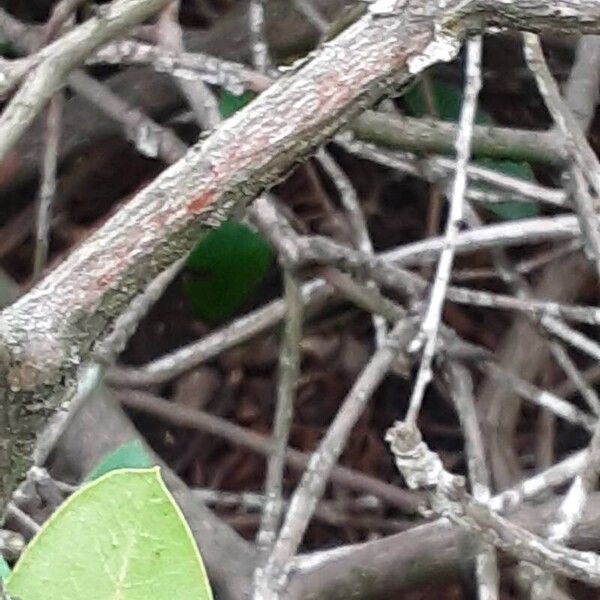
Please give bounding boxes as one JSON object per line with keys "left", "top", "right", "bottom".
{"left": 402, "top": 80, "right": 539, "bottom": 220}
{"left": 184, "top": 220, "right": 273, "bottom": 323}
{"left": 218, "top": 90, "right": 255, "bottom": 118}
{"left": 85, "top": 440, "right": 153, "bottom": 482}
{"left": 5, "top": 469, "right": 213, "bottom": 600}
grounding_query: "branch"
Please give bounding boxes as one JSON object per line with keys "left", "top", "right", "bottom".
{"left": 0, "top": 0, "right": 172, "bottom": 164}
{"left": 386, "top": 422, "right": 600, "bottom": 587}
{"left": 406, "top": 35, "right": 482, "bottom": 423}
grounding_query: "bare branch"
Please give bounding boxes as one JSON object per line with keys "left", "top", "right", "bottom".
{"left": 0, "top": 0, "right": 172, "bottom": 164}
{"left": 447, "top": 362, "right": 499, "bottom": 600}
{"left": 387, "top": 421, "right": 600, "bottom": 587}
{"left": 258, "top": 319, "right": 416, "bottom": 596}
{"left": 157, "top": 1, "right": 221, "bottom": 130}
{"left": 316, "top": 149, "right": 387, "bottom": 345}
{"left": 116, "top": 389, "right": 421, "bottom": 512}
{"left": 523, "top": 33, "right": 600, "bottom": 199}
{"left": 33, "top": 94, "right": 63, "bottom": 281}
{"left": 255, "top": 270, "right": 303, "bottom": 566}
{"left": 406, "top": 36, "right": 482, "bottom": 423}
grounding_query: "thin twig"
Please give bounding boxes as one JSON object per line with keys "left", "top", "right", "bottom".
{"left": 316, "top": 148, "right": 387, "bottom": 345}
{"left": 90, "top": 39, "right": 271, "bottom": 94}
{"left": 249, "top": 0, "right": 271, "bottom": 74}
{"left": 33, "top": 93, "right": 63, "bottom": 281}
{"left": 386, "top": 421, "right": 600, "bottom": 588}
{"left": 41, "top": 0, "right": 88, "bottom": 44}
{"left": 115, "top": 389, "right": 421, "bottom": 512}
{"left": 409, "top": 35, "right": 480, "bottom": 422}
{"left": 523, "top": 33, "right": 600, "bottom": 200}
{"left": 567, "top": 166, "right": 600, "bottom": 279}
{"left": 447, "top": 362, "right": 499, "bottom": 600}
{"left": 292, "top": 0, "right": 329, "bottom": 33}
{"left": 338, "top": 135, "right": 568, "bottom": 208}
{"left": 93, "top": 259, "right": 186, "bottom": 364}
{"left": 257, "top": 318, "right": 416, "bottom": 596}
{"left": 255, "top": 271, "right": 303, "bottom": 563}
{"left": 0, "top": 0, "right": 171, "bottom": 165}
{"left": 157, "top": 1, "right": 220, "bottom": 130}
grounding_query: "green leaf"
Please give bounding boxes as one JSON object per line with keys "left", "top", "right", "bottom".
{"left": 402, "top": 80, "right": 539, "bottom": 220}
{"left": 0, "top": 557, "right": 10, "bottom": 580}
{"left": 474, "top": 158, "right": 539, "bottom": 220}
{"left": 402, "top": 80, "right": 492, "bottom": 125}
{"left": 6, "top": 468, "right": 213, "bottom": 600}
{"left": 85, "top": 440, "right": 154, "bottom": 482}
{"left": 218, "top": 90, "right": 255, "bottom": 119}
{"left": 184, "top": 221, "right": 273, "bottom": 323}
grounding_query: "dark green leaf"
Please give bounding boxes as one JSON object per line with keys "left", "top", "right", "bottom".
{"left": 402, "top": 80, "right": 492, "bottom": 125}
{"left": 85, "top": 440, "right": 153, "bottom": 482}
{"left": 218, "top": 90, "right": 255, "bottom": 119}
{"left": 403, "top": 79, "right": 539, "bottom": 220}
{"left": 185, "top": 221, "right": 273, "bottom": 323}
{"left": 475, "top": 158, "right": 539, "bottom": 220}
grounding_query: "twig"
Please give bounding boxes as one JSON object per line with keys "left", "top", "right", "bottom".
{"left": 523, "top": 33, "right": 600, "bottom": 200}
{"left": 546, "top": 339, "right": 600, "bottom": 416}
{"left": 452, "top": 241, "right": 581, "bottom": 282}
{"left": 491, "top": 449, "right": 588, "bottom": 514}
{"left": 255, "top": 271, "right": 303, "bottom": 564}
{"left": 481, "top": 362, "right": 595, "bottom": 431}
{"left": 107, "top": 224, "right": 600, "bottom": 389}
{"left": 386, "top": 421, "right": 600, "bottom": 588}
{"left": 301, "top": 234, "right": 600, "bottom": 326}
{"left": 567, "top": 166, "right": 600, "bottom": 279}
{"left": 93, "top": 259, "right": 186, "bottom": 365}
{"left": 257, "top": 318, "right": 417, "bottom": 596}
{"left": 0, "top": 0, "right": 171, "bottom": 165}
{"left": 349, "top": 110, "right": 567, "bottom": 165}
{"left": 69, "top": 70, "right": 188, "bottom": 163}
{"left": 316, "top": 148, "right": 387, "bottom": 345}
{"left": 90, "top": 39, "right": 271, "bottom": 94}
{"left": 548, "top": 427, "right": 600, "bottom": 543}
{"left": 115, "top": 389, "right": 421, "bottom": 512}
{"left": 563, "top": 36, "right": 600, "bottom": 130}
{"left": 249, "top": 0, "right": 271, "bottom": 74}
{"left": 541, "top": 316, "right": 600, "bottom": 362}
{"left": 41, "top": 0, "right": 88, "bottom": 44}
{"left": 157, "top": 1, "right": 220, "bottom": 130}
{"left": 338, "top": 135, "right": 568, "bottom": 208}
{"left": 447, "top": 362, "right": 499, "bottom": 600}
{"left": 292, "top": 0, "right": 329, "bottom": 34}
{"left": 33, "top": 93, "right": 63, "bottom": 281}
{"left": 107, "top": 279, "right": 335, "bottom": 386}
{"left": 0, "top": 9, "right": 188, "bottom": 166}
{"left": 409, "top": 36, "right": 505, "bottom": 423}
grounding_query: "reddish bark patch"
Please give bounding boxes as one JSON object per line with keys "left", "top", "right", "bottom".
{"left": 96, "top": 272, "right": 113, "bottom": 290}
{"left": 188, "top": 189, "right": 217, "bottom": 215}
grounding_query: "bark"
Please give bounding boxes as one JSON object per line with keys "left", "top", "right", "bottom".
{"left": 286, "top": 492, "right": 600, "bottom": 600}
